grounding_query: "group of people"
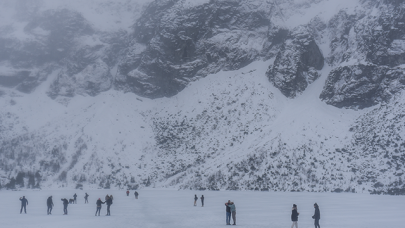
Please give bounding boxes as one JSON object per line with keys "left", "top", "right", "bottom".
{"left": 95, "top": 194, "right": 114, "bottom": 216}
{"left": 126, "top": 190, "right": 139, "bottom": 199}
{"left": 20, "top": 192, "right": 126, "bottom": 216}
{"left": 193, "top": 194, "right": 204, "bottom": 207}
{"left": 20, "top": 192, "right": 322, "bottom": 227}
{"left": 225, "top": 200, "right": 236, "bottom": 225}
{"left": 291, "top": 203, "right": 321, "bottom": 228}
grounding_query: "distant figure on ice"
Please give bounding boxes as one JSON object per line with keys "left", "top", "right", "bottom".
{"left": 194, "top": 194, "right": 198, "bottom": 206}
{"left": 312, "top": 203, "right": 320, "bottom": 228}
{"left": 47, "top": 196, "right": 54, "bottom": 215}
{"left": 84, "top": 193, "right": 89, "bottom": 204}
{"left": 134, "top": 191, "right": 139, "bottom": 199}
{"left": 19, "top": 196, "right": 28, "bottom": 214}
{"left": 69, "top": 199, "right": 74, "bottom": 204}
{"left": 291, "top": 204, "right": 299, "bottom": 228}
{"left": 73, "top": 193, "right": 77, "bottom": 204}
{"left": 95, "top": 198, "right": 105, "bottom": 216}
{"left": 126, "top": 190, "right": 129, "bottom": 196}
{"left": 105, "top": 195, "right": 113, "bottom": 216}
{"left": 61, "top": 198, "right": 69, "bottom": 215}
{"left": 225, "top": 200, "right": 231, "bottom": 225}
{"left": 200, "top": 195, "right": 204, "bottom": 207}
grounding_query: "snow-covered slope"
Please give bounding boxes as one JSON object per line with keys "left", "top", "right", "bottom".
{"left": 1, "top": 0, "right": 405, "bottom": 194}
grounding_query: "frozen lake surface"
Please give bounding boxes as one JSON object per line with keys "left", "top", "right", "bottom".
{"left": 1, "top": 189, "right": 403, "bottom": 228}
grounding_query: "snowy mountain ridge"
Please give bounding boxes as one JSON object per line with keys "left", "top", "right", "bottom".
{"left": 1, "top": 0, "right": 405, "bottom": 194}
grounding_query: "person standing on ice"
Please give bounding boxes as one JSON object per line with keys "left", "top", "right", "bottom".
{"left": 106, "top": 195, "right": 113, "bottom": 216}
{"left": 61, "top": 198, "right": 69, "bottom": 215}
{"left": 200, "top": 195, "right": 204, "bottom": 207}
{"left": 73, "top": 193, "right": 77, "bottom": 204}
{"left": 95, "top": 198, "right": 105, "bottom": 216}
{"left": 312, "top": 203, "right": 320, "bottom": 228}
{"left": 291, "top": 204, "right": 299, "bottom": 228}
{"left": 134, "top": 191, "right": 139, "bottom": 199}
{"left": 126, "top": 190, "right": 129, "bottom": 196}
{"left": 225, "top": 200, "right": 232, "bottom": 225}
{"left": 84, "top": 193, "right": 89, "bottom": 204}
{"left": 194, "top": 194, "right": 198, "bottom": 206}
{"left": 47, "top": 196, "right": 54, "bottom": 215}
{"left": 19, "top": 196, "right": 28, "bottom": 214}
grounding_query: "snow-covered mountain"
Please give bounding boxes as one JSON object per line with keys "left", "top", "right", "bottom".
{"left": 1, "top": 0, "right": 405, "bottom": 194}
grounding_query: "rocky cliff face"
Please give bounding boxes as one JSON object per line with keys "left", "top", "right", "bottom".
{"left": 1, "top": 0, "right": 405, "bottom": 194}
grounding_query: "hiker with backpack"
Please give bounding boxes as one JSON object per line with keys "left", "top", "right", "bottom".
{"left": 106, "top": 195, "right": 113, "bottom": 216}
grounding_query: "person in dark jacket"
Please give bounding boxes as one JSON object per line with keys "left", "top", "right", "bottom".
{"left": 47, "top": 196, "right": 54, "bottom": 215}
{"left": 225, "top": 200, "right": 231, "bottom": 225}
{"left": 106, "top": 195, "right": 113, "bottom": 216}
{"left": 61, "top": 198, "right": 69, "bottom": 215}
{"left": 313, "top": 203, "right": 321, "bottom": 228}
{"left": 134, "top": 191, "right": 139, "bottom": 199}
{"left": 126, "top": 190, "right": 129, "bottom": 196}
{"left": 19, "top": 196, "right": 28, "bottom": 214}
{"left": 73, "top": 193, "right": 77, "bottom": 204}
{"left": 95, "top": 198, "right": 105, "bottom": 216}
{"left": 200, "top": 195, "right": 204, "bottom": 207}
{"left": 194, "top": 194, "right": 198, "bottom": 206}
{"left": 291, "top": 204, "right": 299, "bottom": 228}
{"left": 84, "top": 193, "right": 89, "bottom": 204}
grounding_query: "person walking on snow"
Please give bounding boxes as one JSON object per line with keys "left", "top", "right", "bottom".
{"left": 95, "top": 198, "right": 105, "bottom": 216}
{"left": 291, "top": 204, "right": 299, "bottom": 228}
{"left": 61, "top": 198, "right": 69, "bottom": 215}
{"left": 225, "top": 200, "right": 231, "bottom": 225}
{"left": 200, "top": 195, "right": 204, "bottom": 207}
{"left": 47, "top": 196, "right": 54, "bottom": 215}
{"left": 84, "top": 193, "right": 89, "bottom": 204}
{"left": 312, "top": 203, "right": 321, "bottom": 228}
{"left": 194, "top": 194, "right": 198, "bottom": 206}
{"left": 106, "top": 195, "right": 113, "bottom": 216}
{"left": 134, "top": 191, "right": 139, "bottom": 199}
{"left": 228, "top": 202, "right": 236, "bottom": 225}
{"left": 19, "top": 196, "right": 28, "bottom": 214}
{"left": 73, "top": 193, "right": 77, "bottom": 204}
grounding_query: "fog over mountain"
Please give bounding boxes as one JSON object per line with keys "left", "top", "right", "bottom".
{"left": 0, "top": 0, "right": 405, "bottom": 194}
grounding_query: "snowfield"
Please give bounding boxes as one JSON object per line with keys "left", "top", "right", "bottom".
{"left": 2, "top": 189, "right": 403, "bottom": 228}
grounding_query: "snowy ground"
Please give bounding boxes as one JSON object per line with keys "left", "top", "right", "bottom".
{"left": 1, "top": 189, "right": 403, "bottom": 228}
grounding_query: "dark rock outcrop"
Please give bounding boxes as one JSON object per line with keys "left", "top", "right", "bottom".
{"left": 116, "top": 0, "right": 273, "bottom": 98}
{"left": 266, "top": 26, "right": 324, "bottom": 98}
{"left": 320, "top": 64, "right": 405, "bottom": 109}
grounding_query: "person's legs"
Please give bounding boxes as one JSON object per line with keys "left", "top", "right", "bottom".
{"left": 226, "top": 212, "right": 231, "bottom": 224}
{"left": 107, "top": 205, "right": 110, "bottom": 215}
{"left": 232, "top": 211, "right": 236, "bottom": 225}
{"left": 291, "top": 222, "right": 298, "bottom": 228}
{"left": 315, "top": 219, "right": 320, "bottom": 228}
{"left": 23, "top": 205, "right": 26, "bottom": 213}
